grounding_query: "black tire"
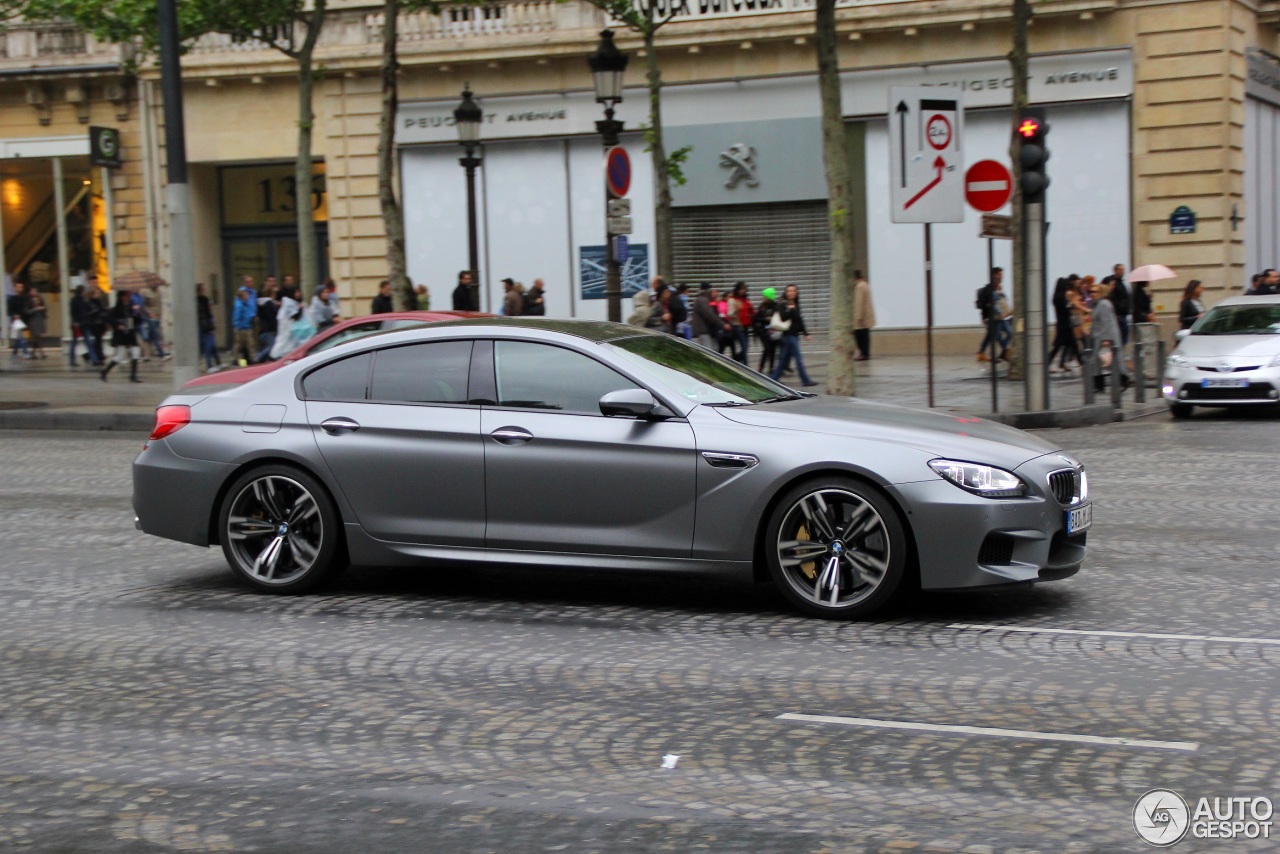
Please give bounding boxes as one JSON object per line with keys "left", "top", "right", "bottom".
{"left": 1170, "top": 403, "right": 1194, "bottom": 419}
{"left": 218, "top": 464, "right": 345, "bottom": 593}
{"left": 763, "top": 476, "right": 908, "bottom": 619}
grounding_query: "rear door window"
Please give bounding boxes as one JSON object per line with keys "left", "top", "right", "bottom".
{"left": 370, "top": 341, "right": 473, "bottom": 404}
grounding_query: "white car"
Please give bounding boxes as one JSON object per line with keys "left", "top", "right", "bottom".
{"left": 1163, "top": 295, "right": 1280, "bottom": 417}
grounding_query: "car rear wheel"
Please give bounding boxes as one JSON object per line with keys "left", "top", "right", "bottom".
{"left": 1170, "top": 403, "right": 1194, "bottom": 419}
{"left": 764, "top": 477, "right": 907, "bottom": 619}
{"left": 219, "top": 465, "right": 344, "bottom": 593}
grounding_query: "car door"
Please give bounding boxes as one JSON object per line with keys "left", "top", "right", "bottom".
{"left": 480, "top": 339, "right": 697, "bottom": 557}
{"left": 304, "top": 340, "right": 485, "bottom": 546}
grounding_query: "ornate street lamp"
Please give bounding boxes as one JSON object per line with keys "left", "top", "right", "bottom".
{"left": 454, "top": 85, "right": 483, "bottom": 311}
{"left": 587, "top": 30, "right": 628, "bottom": 322}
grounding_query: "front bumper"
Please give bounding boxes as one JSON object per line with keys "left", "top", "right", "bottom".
{"left": 1163, "top": 364, "right": 1280, "bottom": 406}
{"left": 896, "top": 457, "right": 1087, "bottom": 591}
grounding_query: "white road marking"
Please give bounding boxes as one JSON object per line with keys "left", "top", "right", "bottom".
{"left": 776, "top": 713, "right": 1199, "bottom": 752}
{"left": 948, "top": 623, "right": 1280, "bottom": 647}
{"left": 966, "top": 180, "right": 1008, "bottom": 191}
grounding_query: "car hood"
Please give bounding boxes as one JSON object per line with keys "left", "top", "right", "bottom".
{"left": 712, "top": 396, "right": 1059, "bottom": 469}
{"left": 1175, "top": 334, "right": 1280, "bottom": 361}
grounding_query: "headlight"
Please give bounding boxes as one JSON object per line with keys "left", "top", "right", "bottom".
{"left": 1167, "top": 354, "right": 1190, "bottom": 368}
{"left": 929, "top": 459, "right": 1026, "bottom": 498}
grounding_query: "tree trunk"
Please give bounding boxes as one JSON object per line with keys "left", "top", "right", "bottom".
{"left": 379, "top": 0, "right": 411, "bottom": 310}
{"left": 1006, "top": 0, "right": 1031, "bottom": 383}
{"left": 293, "top": 0, "right": 327, "bottom": 302}
{"left": 645, "top": 21, "right": 673, "bottom": 281}
{"left": 815, "top": 0, "right": 855, "bottom": 396}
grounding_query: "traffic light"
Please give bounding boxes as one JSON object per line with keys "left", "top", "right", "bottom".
{"left": 1016, "top": 108, "right": 1050, "bottom": 204}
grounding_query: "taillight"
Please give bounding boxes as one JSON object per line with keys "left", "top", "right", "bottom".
{"left": 149, "top": 405, "right": 191, "bottom": 441}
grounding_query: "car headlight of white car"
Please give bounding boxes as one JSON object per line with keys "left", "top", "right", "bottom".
{"left": 929, "top": 459, "right": 1026, "bottom": 498}
{"left": 1167, "top": 353, "right": 1190, "bottom": 368}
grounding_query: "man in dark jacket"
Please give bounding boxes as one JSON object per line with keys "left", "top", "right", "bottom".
{"left": 69, "top": 285, "right": 99, "bottom": 366}
{"left": 7, "top": 282, "right": 30, "bottom": 359}
{"left": 691, "top": 283, "right": 728, "bottom": 349}
{"left": 975, "top": 267, "right": 1004, "bottom": 362}
{"left": 452, "top": 270, "right": 478, "bottom": 311}
{"left": 523, "top": 279, "right": 546, "bottom": 316}
{"left": 371, "top": 280, "right": 394, "bottom": 314}
{"left": 1102, "top": 263, "right": 1131, "bottom": 344}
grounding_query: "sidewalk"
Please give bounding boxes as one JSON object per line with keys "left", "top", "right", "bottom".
{"left": 0, "top": 339, "right": 1168, "bottom": 432}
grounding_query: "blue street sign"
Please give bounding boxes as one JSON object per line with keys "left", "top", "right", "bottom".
{"left": 613, "top": 235, "right": 629, "bottom": 263}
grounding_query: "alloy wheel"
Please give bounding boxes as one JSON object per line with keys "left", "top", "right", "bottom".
{"left": 775, "top": 487, "right": 892, "bottom": 608}
{"left": 225, "top": 475, "right": 324, "bottom": 586}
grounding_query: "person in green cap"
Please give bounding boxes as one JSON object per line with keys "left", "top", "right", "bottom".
{"left": 752, "top": 286, "right": 780, "bottom": 374}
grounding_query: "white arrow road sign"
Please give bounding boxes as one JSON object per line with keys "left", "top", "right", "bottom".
{"left": 888, "top": 86, "right": 965, "bottom": 224}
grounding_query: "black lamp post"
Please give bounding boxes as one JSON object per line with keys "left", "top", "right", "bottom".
{"left": 587, "top": 29, "right": 628, "bottom": 322}
{"left": 454, "top": 85, "right": 483, "bottom": 312}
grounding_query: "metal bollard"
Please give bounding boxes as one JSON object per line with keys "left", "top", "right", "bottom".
{"left": 1132, "top": 337, "right": 1146, "bottom": 403}
{"left": 1156, "top": 338, "right": 1166, "bottom": 394}
{"left": 1082, "top": 338, "right": 1096, "bottom": 405}
{"left": 1109, "top": 344, "right": 1123, "bottom": 408}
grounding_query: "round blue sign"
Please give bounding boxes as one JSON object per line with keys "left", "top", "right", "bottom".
{"left": 606, "top": 147, "right": 631, "bottom": 198}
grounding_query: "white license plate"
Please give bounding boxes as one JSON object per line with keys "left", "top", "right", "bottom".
{"left": 1066, "top": 503, "right": 1092, "bottom": 535}
{"left": 1202, "top": 377, "right": 1249, "bottom": 388}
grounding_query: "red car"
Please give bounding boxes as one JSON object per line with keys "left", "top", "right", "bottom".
{"left": 183, "top": 310, "right": 490, "bottom": 389}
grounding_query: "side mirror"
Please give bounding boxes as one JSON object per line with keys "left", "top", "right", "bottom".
{"left": 600, "top": 388, "right": 658, "bottom": 418}
{"left": 1175, "top": 329, "right": 1190, "bottom": 342}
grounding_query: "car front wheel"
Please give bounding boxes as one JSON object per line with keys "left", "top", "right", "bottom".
{"left": 218, "top": 465, "right": 344, "bottom": 593}
{"left": 1170, "top": 403, "right": 1194, "bottom": 419}
{"left": 764, "top": 477, "right": 908, "bottom": 619}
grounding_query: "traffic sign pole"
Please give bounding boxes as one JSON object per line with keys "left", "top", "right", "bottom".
{"left": 925, "top": 223, "right": 935, "bottom": 408}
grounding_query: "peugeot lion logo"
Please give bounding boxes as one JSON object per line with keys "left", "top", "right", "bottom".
{"left": 719, "top": 143, "right": 759, "bottom": 189}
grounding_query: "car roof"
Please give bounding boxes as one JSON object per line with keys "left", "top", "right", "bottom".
{"left": 421, "top": 317, "right": 661, "bottom": 343}
{"left": 1215, "top": 295, "right": 1280, "bottom": 307}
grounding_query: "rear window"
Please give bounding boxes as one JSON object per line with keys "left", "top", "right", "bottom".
{"left": 302, "top": 353, "right": 371, "bottom": 400}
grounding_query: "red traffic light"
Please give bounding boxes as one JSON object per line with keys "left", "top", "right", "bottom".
{"left": 1017, "top": 118, "right": 1041, "bottom": 138}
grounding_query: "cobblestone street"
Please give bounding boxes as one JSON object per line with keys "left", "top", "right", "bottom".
{"left": 1, "top": 415, "right": 1278, "bottom": 852}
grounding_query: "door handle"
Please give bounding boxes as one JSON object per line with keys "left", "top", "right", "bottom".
{"left": 320, "top": 417, "right": 361, "bottom": 435}
{"left": 490, "top": 427, "right": 534, "bottom": 445}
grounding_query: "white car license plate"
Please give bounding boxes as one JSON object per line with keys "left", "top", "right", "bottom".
{"left": 1202, "top": 377, "right": 1249, "bottom": 388}
{"left": 1066, "top": 503, "right": 1092, "bottom": 535}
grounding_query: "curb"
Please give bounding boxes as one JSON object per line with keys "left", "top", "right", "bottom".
{"left": 982, "top": 403, "right": 1116, "bottom": 429}
{"left": 0, "top": 410, "right": 153, "bottom": 432}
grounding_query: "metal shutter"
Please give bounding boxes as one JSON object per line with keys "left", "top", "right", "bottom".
{"left": 671, "top": 201, "right": 832, "bottom": 330}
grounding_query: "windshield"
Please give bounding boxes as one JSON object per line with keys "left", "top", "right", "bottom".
{"left": 1192, "top": 304, "right": 1280, "bottom": 336}
{"left": 608, "top": 334, "right": 801, "bottom": 405}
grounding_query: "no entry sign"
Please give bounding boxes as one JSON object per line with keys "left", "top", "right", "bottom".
{"left": 964, "top": 160, "right": 1012, "bottom": 213}
{"left": 605, "top": 146, "right": 631, "bottom": 198}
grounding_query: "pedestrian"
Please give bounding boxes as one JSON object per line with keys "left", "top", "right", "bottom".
{"left": 255, "top": 285, "right": 279, "bottom": 363}
{"left": 142, "top": 285, "right": 168, "bottom": 359}
{"left": 371, "top": 280, "right": 394, "bottom": 314}
{"left": 415, "top": 283, "right": 430, "bottom": 310}
{"left": 1179, "top": 280, "right": 1205, "bottom": 330}
{"left": 852, "top": 270, "right": 875, "bottom": 361}
{"left": 975, "top": 267, "right": 1010, "bottom": 362}
{"left": 7, "top": 282, "right": 30, "bottom": 360}
{"left": 754, "top": 286, "right": 779, "bottom": 374}
{"left": 714, "top": 288, "right": 738, "bottom": 359}
{"left": 524, "top": 279, "right": 546, "bottom": 316}
{"left": 769, "top": 285, "right": 817, "bottom": 387}
{"left": 196, "top": 283, "right": 220, "bottom": 371}
{"left": 1102, "top": 263, "right": 1131, "bottom": 345}
{"left": 86, "top": 287, "right": 108, "bottom": 365}
{"left": 128, "top": 287, "right": 147, "bottom": 358}
{"left": 452, "top": 270, "right": 477, "bottom": 310}
{"left": 628, "top": 275, "right": 658, "bottom": 327}
{"left": 1089, "top": 279, "right": 1130, "bottom": 392}
{"left": 25, "top": 289, "right": 48, "bottom": 359}
{"left": 270, "top": 285, "right": 314, "bottom": 360}
{"left": 1133, "top": 279, "right": 1154, "bottom": 325}
{"left": 692, "top": 283, "right": 728, "bottom": 350}
{"left": 1249, "top": 268, "right": 1280, "bottom": 295}
{"left": 730, "top": 282, "right": 752, "bottom": 364}
{"left": 231, "top": 286, "right": 257, "bottom": 365}
{"left": 100, "top": 290, "right": 142, "bottom": 383}
{"left": 310, "top": 282, "right": 338, "bottom": 331}
{"left": 501, "top": 278, "right": 524, "bottom": 316}
{"left": 1047, "top": 276, "right": 1077, "bottom": 373}
{"left": 70, "top": 285, "right": 97, "bottom": 367}
{"left": 671, "top": 283, "right": 691, "bottom": 338}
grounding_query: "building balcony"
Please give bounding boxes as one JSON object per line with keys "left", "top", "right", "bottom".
{"left": 0, "top": 21, "right": 124, "bottom": 73}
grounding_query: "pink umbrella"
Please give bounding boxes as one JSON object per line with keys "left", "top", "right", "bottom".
{"left": 1127, "top": 264, "right": 1177, "bottom": 282}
